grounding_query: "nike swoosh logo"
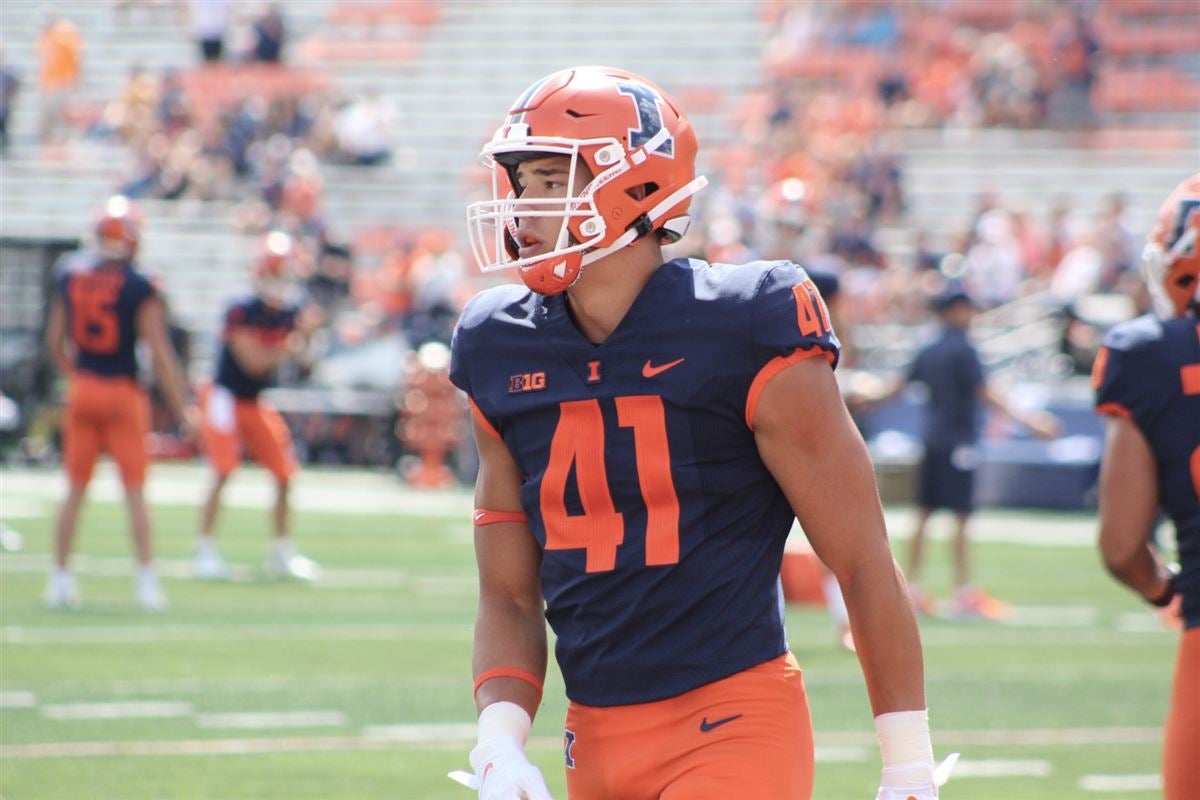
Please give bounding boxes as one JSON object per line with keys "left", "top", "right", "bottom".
{"left": 481, "top": 762, "right": 494, "bottom": 784}
{"left": 473, "top": 511, "right": 486, "bottom": 523}
{"left": 642, "top": 357, "right": 685, "bottom": 378}
{"left": 699, "top": 713, "right": 743, "bottom": 732}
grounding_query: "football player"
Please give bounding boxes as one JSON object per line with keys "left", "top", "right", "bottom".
{"left": 448, "top": 66, "right": 954, "bottom": 800}
{"left": 194, "top": 231, "right": 319, "bottom": 581}
{"left": 1094, "top": 173, "right": 1200, "bottom": 800}
{"left": 43, "top": 195, "right": 195, "bottom": 611}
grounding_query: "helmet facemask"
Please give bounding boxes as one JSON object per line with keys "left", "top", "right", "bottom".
{"left": 1142, "top": 187, "right": 1200, "bottom": 319}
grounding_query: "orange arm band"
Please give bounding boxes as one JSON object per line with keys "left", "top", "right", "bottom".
{"left": 473, "top": 667, "right": 544, "bottom": 700}
{"left": 473, "top": 509, "right": 528, "bottom": 526}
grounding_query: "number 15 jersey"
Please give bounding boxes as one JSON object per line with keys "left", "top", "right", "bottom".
{"left": 450, "top": 258, "right": 840, "bottom": 706}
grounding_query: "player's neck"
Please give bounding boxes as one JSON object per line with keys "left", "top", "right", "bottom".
{"left": 564, "top": 241, "right": 663, "bottom": 344}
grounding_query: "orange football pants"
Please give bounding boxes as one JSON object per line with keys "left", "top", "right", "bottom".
{"left": 564, "top": 652, "right": 814, "bottom": 800}
{"left": 1165, "top": 627, "right": 1200, "bottom": 800}
{"left": 63, "top": 372, "right": 150, "bottom": 487}
{"left": 199, "top": 383, "right": 296, "bottom": 482}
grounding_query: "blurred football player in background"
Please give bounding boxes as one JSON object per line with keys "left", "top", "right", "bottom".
{"left": 448, "top": 66, "right": 953, "bottom": 800}
{"left": 194, "top": 231, "right": 319, "bottom": 581}
{"left": 1094, "top": 172, "right": 1199, "bottom": 800}
{"left": 43, "top": 195, "right": 195, "bottom": 611}
{"left": 859, "top": 284, "right": 1060, "bottom": 620}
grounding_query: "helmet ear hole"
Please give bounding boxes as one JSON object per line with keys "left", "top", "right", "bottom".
{"left": 626, "top": 182, "right": 658, "bottom": 202}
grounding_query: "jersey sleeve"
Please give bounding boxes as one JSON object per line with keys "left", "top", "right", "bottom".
{"left": 131, "top": 271, "right": 160, "bottom": 308}
{"left": 1092, "top": 319, "right": 1169, "bottom": 435}
{"left": 743, "top": 262, "right": 841, "bottom": 429}
{"left": 449, "top": 291, "right": 504, "bottom": 441}
{"left": 750, "top": 262, "right": 841, "bottom": 369}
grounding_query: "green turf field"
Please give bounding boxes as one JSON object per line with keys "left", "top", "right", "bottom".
{"left": 0, "top": 464, "right": 1176, "bottom": 799}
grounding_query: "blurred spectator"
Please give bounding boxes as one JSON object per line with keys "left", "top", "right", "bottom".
{"left": 37, "top": 15, "right": 83, "bottom": 145}
{"left": 1050, "top": 219, "right": 1104, "bottom": 305}
{"left": 250, "top": 3, "right": 286, "bottom": 64}
{"left": 103, "top": 64, "right": 159, "bottom": 148}
{"left": 0, "top": 50, "right": 20, "bottom": 157}
{"left": 157, "top": 68, "right": 192, "bottom": 134}
{"left": 333, "top": 91, "right": 396, "bottom": 166}
{"left": 965, "top": 209, "right": 1024, "bottom": 308}
{"left": 189, "top": 0, "right": 229, "bottom": 63}
{"left": 1094, "top": 192, "right": 1138, "bottom": 290}
{"left": 1050, "top": 7, "right": 1100, "bottom": 128}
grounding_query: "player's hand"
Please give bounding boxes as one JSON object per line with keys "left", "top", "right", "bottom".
{"left": 179, "top": 405, "right": 201, "bottom": 442}
{"left": 1027, "top": 411, "right": 1062, "bottom": 440}
{"left": 1159, "top": 594, "right": 1183, "bottom": 632}
{"left": 876, "top": 752, "right": 959, "bottom": 800}
{"left": 448, "top": 735, "right": 553, "bottom": 800}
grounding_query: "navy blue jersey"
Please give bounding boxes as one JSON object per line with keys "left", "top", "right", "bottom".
{"left": 214, "top": 296, "right": 298, "bottom": 399}
{"left": 805, "top": 266, "right": 840, "bottom": 302}
{"left": 451, "top": 258, "right": 840, "bottom": 706}
{"left": 1094, "top": 315, "right": 1200, "bottom": 629}
{"left": 907, "top": 326, "right": 985, "bottom": 447}
{"left": 55, "top": 253, "right": 158, "bottom": 380}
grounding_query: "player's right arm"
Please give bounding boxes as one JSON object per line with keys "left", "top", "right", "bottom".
{"left": 44, "top": 296, "right": 73, "bottom": 375}
{"left": 455, "top": 410, "right": 552, "bottom": 800}
{"left": 471, "top": 410, "right": 547, "bottom": 717}
{"left": 136, "top": 296, "right": 196, "bottom": 435}
{"left": 1097, "top": 414, "right": 1175, "bottom": 603}
{"left": 226, "top": 328, "right": 294, "bottom": 378}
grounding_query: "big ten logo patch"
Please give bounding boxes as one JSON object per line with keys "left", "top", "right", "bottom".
{"left": 509, "top": 372, "right": 547, "bottom": 394}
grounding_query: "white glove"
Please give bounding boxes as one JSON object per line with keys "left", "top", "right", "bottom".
{"left": 875, "top": 752, "right": 959, "bottom": 800}
{"left": 448, "top": 701, "right": 553, "bottom": 800}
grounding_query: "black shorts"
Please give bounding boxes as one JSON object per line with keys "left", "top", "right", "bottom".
{"left": 917, "top": 443, "right": 976, "bottom": 514}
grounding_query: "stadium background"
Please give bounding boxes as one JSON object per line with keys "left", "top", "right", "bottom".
{"left": 0, "top": 1, "right": 1196, "bottom": 798}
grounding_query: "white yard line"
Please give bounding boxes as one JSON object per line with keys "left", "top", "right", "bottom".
{"left": 0, "top": 674, "right": 468, "bottom": 696}
{"left": 0, "top": 690, "right": 36, "bottom": 708}
{"left": 812, "top": 746, "right": 869, "bottom": 763}
{"left": 2, "top": 464, "right": 1103, "bottom": 547}
{"left": 818, "top": 727, "right": 1161, "bottom": 746}
{"left": 953, "top": 759, "right": 1053, "bottom": 777}
{"left": 1079, "top": 774, "right": 1162, "bottom": 792}
{"left": 195, "top": 711, "right": 347, "bottom": 730}
{"left": 0, "top": 553, "right": 413, "bottom": 588}
{"left": 41, "top": 701, "right": 194, "bottom": 720}
{"left": 363, "top": 723, "right": 478, "bottom": 742}
{"left": 1, "top": 623, "right": 470, "bottom": 645}
{"left": 0, "top": 726, "right": 1161, "bottom": 761}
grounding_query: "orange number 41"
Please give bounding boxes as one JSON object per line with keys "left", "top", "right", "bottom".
{"left": 540, "top": 396, "right": 680, "bottom": 572}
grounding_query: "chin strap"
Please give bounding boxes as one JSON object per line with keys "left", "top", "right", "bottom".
{"left": 580, "top": 175, "right": 710, "bottom": 267}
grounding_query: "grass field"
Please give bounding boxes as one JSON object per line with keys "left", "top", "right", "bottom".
{"left": 0, "top": 463, "right": 1176, "bottom": 799}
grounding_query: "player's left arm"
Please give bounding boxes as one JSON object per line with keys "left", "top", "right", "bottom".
{"left": 1097, "top": 415, "right": 1176, "bottom": 604}
{"left": 980, "top": 383, "right": 1061, "bottom": 440}
{"left": 754, "top": 355, "right": 924, "bottom": 715}
{"left": 755, "top": 355, "right": 955, "bottom": 798}
{"left": 137, "top": 296, "right": 196, "bottom": 435}
{"left": 44, "top": 297, "right": 73, "bottom": 375}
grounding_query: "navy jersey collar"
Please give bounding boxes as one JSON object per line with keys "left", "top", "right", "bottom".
{"left": 537, "top": 258, "right": 686, "bottom": 351}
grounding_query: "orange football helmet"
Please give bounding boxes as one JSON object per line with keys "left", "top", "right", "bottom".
{"left": 466, "top": 66, "right": 708, "bottom": 294}
{"left": 94, "top": 195, "right": 142, "bottom": 261}
{"left": 1143, "top": 173, "right": 1200, "bottom": 318}
{"left": 254, "top": 231, "right": 296, "bottom": 306}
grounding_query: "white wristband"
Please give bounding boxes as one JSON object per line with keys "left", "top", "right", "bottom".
{"left": 875, "top": 709, "right": 933, "bottom": 768}
{"left": 477, "top": 701, "right": 532, "bottom": 746}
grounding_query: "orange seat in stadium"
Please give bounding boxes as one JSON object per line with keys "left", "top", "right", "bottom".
{"left": 182, "top": 65, "right": 328, "bottom": 126}
{"left": 1093, "top": 68, "right": 1200, "bottom": 112}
